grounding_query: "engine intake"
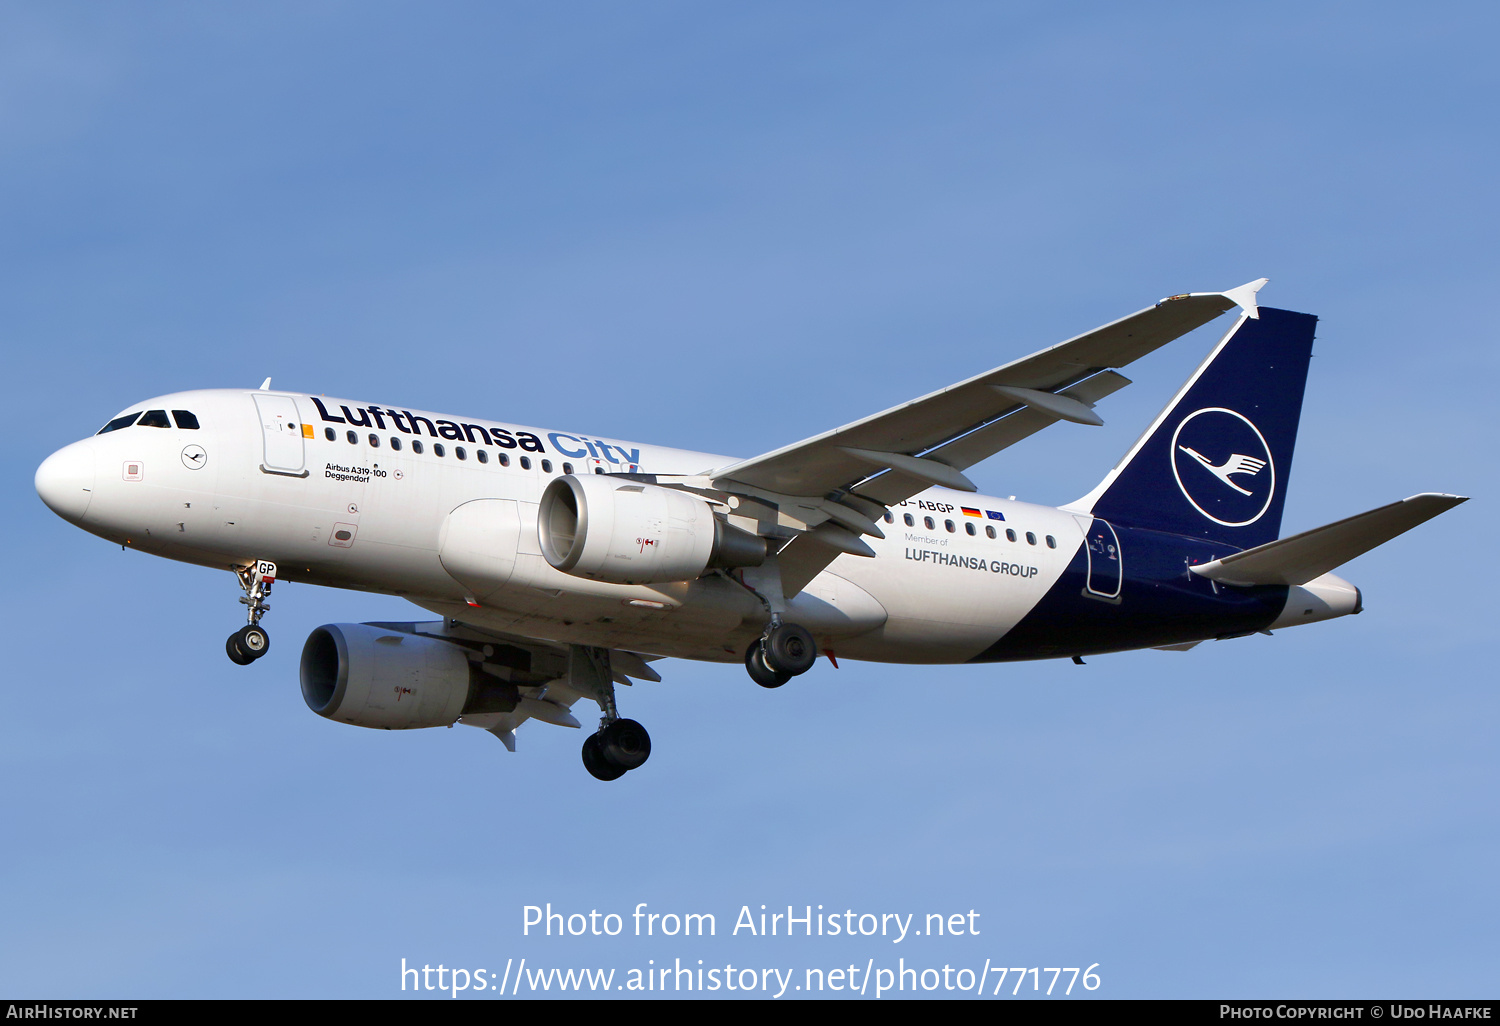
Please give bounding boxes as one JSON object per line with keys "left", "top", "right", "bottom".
{"left": 300, "top": 623, "right": 519, "bottom": 730}
{"left": 538, "top": 475, "right": 765, "bottom": 585}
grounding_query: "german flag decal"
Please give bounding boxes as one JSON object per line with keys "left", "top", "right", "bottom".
{"left": 961, "top": 507, "right": 982, "bottom": 517}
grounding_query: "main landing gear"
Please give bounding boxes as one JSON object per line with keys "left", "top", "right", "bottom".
{"left": 570, "top": 645, "right": 653, "bottom": 781}
{"left": 744, "top": 620, "right": 816, "bottom": 688}
{"left": 226, "top": 560, "right": 275, "bottom": 665}
{"left": 581, "top": 719, "right": 652, "bottom": 782}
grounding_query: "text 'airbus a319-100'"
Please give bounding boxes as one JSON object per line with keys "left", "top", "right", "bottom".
{"left": 35, "top": 280, "right": 1466, "bottom": 779}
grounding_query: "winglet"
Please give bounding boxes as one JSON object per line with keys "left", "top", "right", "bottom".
{"left": 1218, "top": 278, "right": 1268, "bottom": 320}
{"left": 259, "top": 377, "right": 273, "bottom": 390}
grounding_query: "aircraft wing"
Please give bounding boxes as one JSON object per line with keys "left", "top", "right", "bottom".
{"left": 699, "top": 281, "right": 1265, "bottom": 594}
{"left": 709, "top": 281, "right": 1263, "bottom": 503}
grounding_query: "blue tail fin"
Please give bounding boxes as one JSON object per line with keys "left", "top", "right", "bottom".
{"left": 1078, "top": 306, "right": 1317, "bottom": 549}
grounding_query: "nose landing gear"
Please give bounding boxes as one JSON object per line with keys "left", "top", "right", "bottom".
{"left": 226, "top": 560, "right": 276, "bottom": 665}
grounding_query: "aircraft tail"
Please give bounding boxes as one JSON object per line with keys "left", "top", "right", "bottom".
{"left": 1075, "top": 305, "right": 1318, "bottom": 549}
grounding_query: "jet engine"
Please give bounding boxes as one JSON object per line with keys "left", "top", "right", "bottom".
{"left": 300, "top": 623, "right": 519, "bottom": 730}
{"left": 538, "top": 475, "right": 766, "bottom": 585}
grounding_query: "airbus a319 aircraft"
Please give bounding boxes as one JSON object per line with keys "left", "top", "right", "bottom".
{"left": 35, "top": 281, "right": 1465, "bottom": 779}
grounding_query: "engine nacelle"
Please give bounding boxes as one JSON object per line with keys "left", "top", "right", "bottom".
{"left": 300, "top": 623, "right": 517, "bottom": 730}
{"left": 538, "top": 474, "right": 766, "bottom": 585}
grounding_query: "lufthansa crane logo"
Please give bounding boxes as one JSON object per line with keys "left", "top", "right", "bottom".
{"left": 1169, "top": 407, "right": 1275, "bottom": 527}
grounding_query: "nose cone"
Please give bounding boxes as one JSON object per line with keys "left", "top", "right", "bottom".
{"left": 36, "top": 441, "right": 96, "bottom": 523}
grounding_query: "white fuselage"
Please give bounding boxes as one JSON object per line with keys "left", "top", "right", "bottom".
{"left": 40, "top": 389, "right": 1087, "bottom": 664}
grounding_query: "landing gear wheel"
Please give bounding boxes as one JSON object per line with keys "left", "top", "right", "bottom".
{"left": 599, "top": 718, "right": 651, "bottom": 771}
{"left": 238, "top": 625, "right": 270, "bottom": 660}
{"left": 582, "top": 733, "right": 626, "bottom": 781}
{"left": 226, "top": 632, "right": 254, "bottom": 665}
{"left": 763, "top": 623, "right": 816, "bottom": 676}
{"left": 745, "top": 639, "right": 792, "bottom": 688}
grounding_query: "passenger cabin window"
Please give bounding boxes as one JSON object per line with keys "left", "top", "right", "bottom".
{"left": 325, "top": 427, "right": 337, "bottom": 441}
{"left": 455, "top": 446, "right": 467, "bottom": 460}
{"left": 412, "top": 440, "right": 425, "bottom": 454}
{"left": 498, "top": 452, "right": 509, "bottom": 466}
{"left": 97, "top": 412, "right": 141, "bottom": 434}
{"left": 434, "top": 443, "right": 446, "bottom": 457}
{"left": 171, "top": 410, "right": 200, "bottom": 429}
{"left": 391, "top": 437, "right": 402, "bottom": 451}
{"left": 562, "top": 462, "right": 574, "bottom": 475}
{"left": 965, "top": 522, "right": 976, "bottom": 536}
{"left": 904, "top": 513, "right": 914, "bottom": 526}
{"left": 138, "top": 410, "right": 171, "bottom": 428}
{"left": 1046, "top": 535, "right": 1056, "bottom": 548}
{"left": 1006, "top": 529, "right": 1017, "bottom": 542}
{"left": 924, "top": 516, "right": 935, "bottom": 530}
{"left": 520, "top": 456, "right": 531, "bottom": 470}
{"left": 883, "top": 512, "right": 894, "bottom": 524}
{"left": 541, "top": 459, "right": 552, "bottom": 473}
{"left": 476, "top": 449, "right": 488, "bottom": 464}
{"left": 346, "top": 430, "right": 357, "bottom": 444}
{"left": 368, "top": 433, "right": 380, "bottom": 447}
{"left": 944, "top": 519, "right": 955, "bottom": 533}
{"left": 985, "top": 525, "right": 997, "bottom": 539}
{"left": 1026, "top": 532, "right": 1037, "bottom": 545}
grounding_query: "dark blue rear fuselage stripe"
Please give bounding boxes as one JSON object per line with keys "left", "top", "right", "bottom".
{"left": 968, "top": 525, "right": 1286, "bottom": 662}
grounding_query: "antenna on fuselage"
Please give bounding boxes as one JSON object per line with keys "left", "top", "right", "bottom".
{"left": 259, "top": 377, "right": 272, "bottom": 390}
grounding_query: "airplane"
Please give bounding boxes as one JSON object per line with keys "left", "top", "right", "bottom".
{"left": 34, "top": 280, "right": 1466, "bottom": 780}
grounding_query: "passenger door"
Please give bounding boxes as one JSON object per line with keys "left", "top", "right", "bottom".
{"left": 253, "top": 393, "right": 308, "bottom": 477}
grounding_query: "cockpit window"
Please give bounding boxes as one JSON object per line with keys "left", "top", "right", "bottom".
{"left": 171, "top": 410, "right": 200, "bottom": 429}
{"left": 137, "top": 410, "right": 171, "bottom": 428}
{"left": 97, "top": 412, "right": 141, "bottom": 434}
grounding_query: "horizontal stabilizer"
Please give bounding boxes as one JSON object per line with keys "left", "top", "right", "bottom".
{"left": 1190, "top": 493, "right": 1468, "bottom": 587}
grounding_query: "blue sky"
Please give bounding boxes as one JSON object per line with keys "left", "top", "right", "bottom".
{"left": 2, "top": 2, "right": 1495, "bottom": 999}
